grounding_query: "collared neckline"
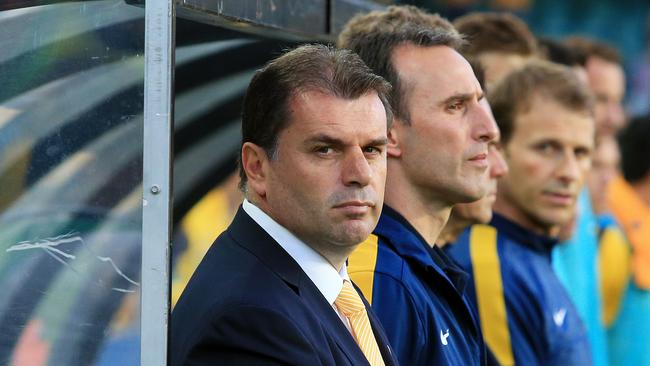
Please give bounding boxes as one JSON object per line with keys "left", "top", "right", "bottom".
{"left": 242, "top": 200, "right": 347, "bottom": 306}
{"left": 490, "top": 213, "right": 558, "bottom": 253}
{"left": 376, "top": 205, "right": 468, "bottom": 292}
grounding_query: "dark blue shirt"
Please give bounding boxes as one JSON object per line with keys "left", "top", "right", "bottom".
{"left": 445, "top": 213, "right": 593, "bottom": 366}
{"left": 348, "top": 205, "right": 487, "bottom": 365}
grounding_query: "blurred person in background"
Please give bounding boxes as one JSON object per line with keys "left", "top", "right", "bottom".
{"left": 564, "top": 37, "right": 627, "bottom": 138}
{"left": 539, "top": 36, "right": 611, "bottom": 366}
{"left": 446, "top": 61, "right": 595, "bottom": 366}
{"left": 537, "top": 37, "right": 588, "bottom": 84}
{"left": 452, "top": 12, "right": 538, "bottom": 89}
{"left": 593, "top": 137, "right": 628, "bottom": 333}
{"left": 603, "top": 115, "right": 650, "bottom": 366}
{"left": 339, "top": 6, "right": 499, "bottom": 365}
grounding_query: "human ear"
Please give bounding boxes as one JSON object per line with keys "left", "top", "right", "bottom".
{"left": 241, "top": 142, "right": 269, "bottom": 198}
{"left": 387, "top": 124, "right": 402, "bottom": 158}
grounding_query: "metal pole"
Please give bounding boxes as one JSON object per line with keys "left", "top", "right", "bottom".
{"left": 141, "top": 0, "right": 174, "bottom": 363}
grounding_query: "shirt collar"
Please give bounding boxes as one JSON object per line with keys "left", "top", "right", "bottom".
{"left": 242, "top": 199, "right": 347, "bottom": 305}
{"left": 490, "top": 212, "right": 558, "bottom": 253}
{"left": 376, "top": 205, "right": 434, "bottom": 264}
{"left": 375, "top": 205, "right": 468, "bottom": 291}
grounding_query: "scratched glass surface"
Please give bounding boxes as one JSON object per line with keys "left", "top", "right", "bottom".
{"left": 180, "top": 0, "right": 327, "bottom": 35}
{"left": 0, "top": 1, "right": 144, "bottom": 365}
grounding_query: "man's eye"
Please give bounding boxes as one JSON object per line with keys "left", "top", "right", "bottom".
{"left": 536, "top": 143, "right": 555, "bottom": 154}
{"left": 315, "top": 146, "right": 334, "bottom": 154}
{"left": 575, "top": 148, "right": 590, "bottom": 158}
{"left": 363, "top": 146, "right": 382, "bottom": 154}
{"left": 448, "top": 101, "right": 464, "bottom": 111}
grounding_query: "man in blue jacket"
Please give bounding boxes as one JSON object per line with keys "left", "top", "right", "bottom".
{"left": 171, "top": 44, "right": 398, "bottom": 366}
{"left": 339, "top": 6, "right": 499, "bottom": 365}
{"left": 446, "top": 61, "right": 595, "bottom": 365}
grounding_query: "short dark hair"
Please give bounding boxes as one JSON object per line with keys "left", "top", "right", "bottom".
{"left": 338, "top": 5, "right": 464, "bottom": 124}
{"left": 538, "top": 37, "right": 586, "bottom": 67}
{"left": 618, "top": 114, "right": 650, "bottom": 182}
{"left": 453, "top": 12, "right": 537, "bottom": 58}
{"left": 489, "top": 60, "right": 594, "bottom": 145}
{"left": 563, "top": 36, "right": 622, "bottom": 64}
{"left": 239, "top": 43, "right": 392, "bottom": 191}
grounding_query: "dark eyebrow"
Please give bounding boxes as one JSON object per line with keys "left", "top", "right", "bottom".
{"left": 305, "top": 134, "right": 345, "bottom": 147}
{"left": 366, "top": 137, "right": 389, "bottom": 147}
{"left": 535, "top": 139, "right": 562, "bottom": 147}
{"left": 439, "top": 93, "right": 474, "bottom": 107}
{"left": 305, "top": 134, "right": 388, "bottom": 147}
{"left": 575, "top": 142, "right": 593, "bottom": 153}
{"left": 439, "top": 90, "right": 484, "bottom": 107}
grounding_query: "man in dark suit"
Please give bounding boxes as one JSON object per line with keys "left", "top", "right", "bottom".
{"left": 171, "top": 44, "right": 398, "bottom": 366}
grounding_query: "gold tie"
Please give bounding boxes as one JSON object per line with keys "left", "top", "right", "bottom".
{"left": 335, "top": 280, "right": 386, "bottom": 366}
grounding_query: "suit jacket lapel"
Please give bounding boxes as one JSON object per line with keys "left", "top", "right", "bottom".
{"left": 228, "top": 207, "right": 304, "bottom": 290}
{"left": 228, "top": 206, "right": 372, "bottom": 365}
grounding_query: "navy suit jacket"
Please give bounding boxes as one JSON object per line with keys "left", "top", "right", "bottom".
{"left": 171, "top": 206, "right": 398, "bottom": 366}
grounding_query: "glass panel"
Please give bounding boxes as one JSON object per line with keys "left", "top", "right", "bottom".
{"left": 179, "top": 0, "right": 327, "bottom": 36}
{"left": 0, "top": 1, "right": 145, "bottom": 365}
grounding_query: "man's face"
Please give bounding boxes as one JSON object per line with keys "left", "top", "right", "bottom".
{"left": 261, "top": 90, "right": 388, "bottom": 253}
{"left": 478, "top": 51, "right": 532, "bottom": 90}
{"left": 390, "top": 44, "right": 498, "bottom": 205}
{"left": 588, "top": 136, "right": 620, "bottom": 214}
{"left": 495, "top": 95, "right": 594, "bottom": 235}
{"left": 452, "top": 100, "right": 509, "bottom": 224}
{"left": 586, "top": 56, "right": 625, "bottom": 137}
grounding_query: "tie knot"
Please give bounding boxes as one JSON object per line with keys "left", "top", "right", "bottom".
{"left": 335, "top": 280, "right": 366, "bottom": 317}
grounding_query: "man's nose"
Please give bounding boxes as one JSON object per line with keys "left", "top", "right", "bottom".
{"left": 489, "top": 147, "right": 508, "bottom": 179}
{"left": 606, "top": 101, "right": 625, "bottom": 132}
{"left": 473, "top": 103, "right": 499, "bottom": 143}
{"left": 557, "top": 151, "right": 582, "bottom": 184}
{"left": 342, "top": 148, "right": 372, "bottom": 187}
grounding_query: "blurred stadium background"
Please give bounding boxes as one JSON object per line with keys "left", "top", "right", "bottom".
{"left": 0, "top": 0, "right": 647, "bottom": 364}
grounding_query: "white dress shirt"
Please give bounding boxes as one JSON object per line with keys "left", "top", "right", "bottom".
{"left": 242, "top": 199, "right": 352, "bottom": 332}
